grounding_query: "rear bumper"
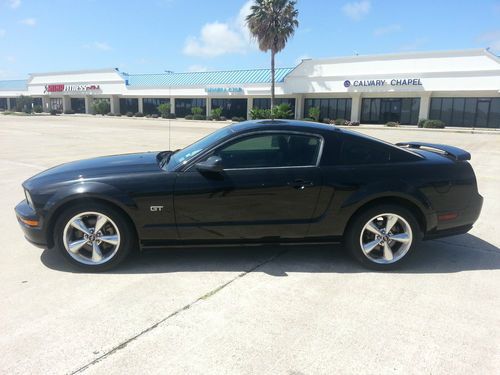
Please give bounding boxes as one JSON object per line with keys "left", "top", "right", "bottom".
{"left": 424, "top": 193, "right": 483, "bottom": 240}
{"left": 14, "top": 200, "right": 48, "bottom": 248}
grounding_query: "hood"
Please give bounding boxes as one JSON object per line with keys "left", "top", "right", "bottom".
{"left": 24, "top": 152, "right": 165, "bottom": 190}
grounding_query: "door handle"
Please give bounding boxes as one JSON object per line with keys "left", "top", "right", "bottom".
{"left": 292, "top": 179, "right": 314, "bottom": 190}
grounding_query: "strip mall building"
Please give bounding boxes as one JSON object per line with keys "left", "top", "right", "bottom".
{"left": 1, "top": 49, "right": 499, "bottom": 128}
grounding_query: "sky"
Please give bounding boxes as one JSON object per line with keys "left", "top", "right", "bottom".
{"left": 0, "top": 0, "right": 499, "bottom": 79}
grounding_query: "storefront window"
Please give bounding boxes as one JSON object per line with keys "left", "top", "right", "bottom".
{"left": 429, "top": 97, "right": 500, "bottom": 128}
{"left": 71, "top": 98, "right": 86, "bottom": 113}
{"left": 175, "top": 98, "right": 206, "bottom": 117}
{"left": 49, "top": 98, "right": 62, "bottom": 111}
{"left": 143, "top": 98, "right": 169, "bottom": 115}
{"left": 211, "top": 98, "right": 248, "bottom": 118}
{"left": 360, "top": 98, "right": 419, "bottom": 125}
{"left": 253, "top": 98, "right": 296, "bottom": 114}
{"left": 119, "top": 98, "right": 138, "bottom": 114}
{"left": 0, "top": 98, "right": 7, "bottom": 110}
{"left": 304, "top": 98, "right": 352, "bottom": 121}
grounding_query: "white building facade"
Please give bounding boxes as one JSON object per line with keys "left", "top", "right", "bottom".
{"left": 1, "top": 49, "right": 499, "bottom": 128}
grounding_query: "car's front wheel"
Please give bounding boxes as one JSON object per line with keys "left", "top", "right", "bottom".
{"left": 345, "top": 204, "right": 421, "bottom": 270}
{"left": 53, "top": 202, "right": 136, "bottom": 271}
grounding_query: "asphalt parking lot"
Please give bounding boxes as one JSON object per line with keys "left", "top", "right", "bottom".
{"left": 0, "top": 115, "right": 499, "bottom": 374}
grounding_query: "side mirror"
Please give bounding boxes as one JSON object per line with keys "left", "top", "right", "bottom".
{"left": 195, "top": 155, "right": 224, "bottom": 173}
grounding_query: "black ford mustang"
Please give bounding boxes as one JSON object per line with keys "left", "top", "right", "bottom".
{"left": 15, "top": 120, "right": 483, "bottom": 271}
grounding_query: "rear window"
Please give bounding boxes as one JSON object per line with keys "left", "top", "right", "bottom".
{"left": 339, "top": 137, "right": 418, "bottom": 165}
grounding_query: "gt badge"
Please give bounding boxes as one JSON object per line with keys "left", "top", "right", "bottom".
{"left": 150, "top": 206, "right": 164, "bottom": 212}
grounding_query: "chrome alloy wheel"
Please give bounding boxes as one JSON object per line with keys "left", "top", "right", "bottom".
{"left": 63, "top": 212, "right": 121, "bottom": 265}
{"left": 359, "top": 213, "right": 413, "bottom": 264}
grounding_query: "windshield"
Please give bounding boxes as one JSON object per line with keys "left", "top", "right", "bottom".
{"left": 166, "top": 125, "right": 234, "bottom": 171}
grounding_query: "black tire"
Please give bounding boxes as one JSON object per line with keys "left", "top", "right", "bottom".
{"left": 344, "top": 204, "right": 422, "bottom": 270}
{"left": 53, "top": 201, "right": 136, "bottom": 271}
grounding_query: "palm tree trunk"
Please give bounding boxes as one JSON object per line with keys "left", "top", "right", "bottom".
{"left": 271, "top": 49, "right": 276, "bottom": 113}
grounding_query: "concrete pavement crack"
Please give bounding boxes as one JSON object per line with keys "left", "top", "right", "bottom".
{"left": 69, "top": 248, "right": 288, "bottom": 374}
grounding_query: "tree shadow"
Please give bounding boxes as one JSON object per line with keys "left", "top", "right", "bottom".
{"left": 40, "top": 233, "right": 499, "bottom": 275}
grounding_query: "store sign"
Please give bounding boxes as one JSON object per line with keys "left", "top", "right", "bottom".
{"left": 205, "top": 87, "right": 243, "bottom": 93}
{"left": 343, "top": 79, "right": 422, "bottom": 88}
{"left": 44, "top": 84, "right": 101, "bottom": 93}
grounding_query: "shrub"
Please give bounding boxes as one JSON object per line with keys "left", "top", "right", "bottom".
{"left": 157, "top": 103, "right": 171, "bottom": 118}
{"left": 347, "top": 121, "right": 360, "bottom": 126}
{"left": 193, "top": 114, "right": 206, "bottom": 120}
{"left": 107, "top": 112, "right": 114, "bottom": 116}
{"left": 334, "top": 118, "right": 346, "bottom": 125}
{"left": 91, "top": 100, "right": 110, "bottom": 115}
{"left": 308, "top": 107, "right": 320, "bottom": 122}
{"left": 418, "top": 118, "right": 427, "bottom": 128}
{"left": 126, "top": 112, "right": 134, "bottom": 117}
{"left": 303, "top": 117, "right": 315, "bottom": 121}
{"left": 50, "top": 109, "right": 58, "bottom": 116}
{"left": 322, "top": 118, "right": 331, "bottom": 124}
{"left": 191, "top": 106, "right": 203, "bottom": 116}
{"left": 211, "top": 107, "right": 223, "bottom": 120}
{"left": 231, "top": 116, "right": 246, "bottom": 122}
{"left": 114, "top": 113, "right": 122, "bottom": 117}
{"left": 249, "top": 108, "right": 271, "bottom": 120}
{"left": 220, "top": 116, "right": 227, "bottom": 121}
{"left": 185, "top": 114, "right": 193, "bottom": 120}
{"left": 152, "top": 114, "right": 159, "bottom": 118}
{"left": 163, "top": 113, "right": 176, "bottom": 119}
{"left": 423, "top": 119, "right": 445, "bottom": 128}
{"left": 15, "top": 95, "right": 33, "bottom": 113}
{"left": 2, "top": 111, "right": 13, "bottom": 115}
{"left": 33, "top": 105, "right": 43, "bottom": 113}
{"left": 64, "top": 109, "right": 75, "bottom": 114}
{"left": 134, "top": 112, "right": 144, "bottom": 117}
{"left": 385, "top": 121, "right": 399, "bottom": 127}
{"left": 272, "top": 103, "right": 293, "bottom": 119}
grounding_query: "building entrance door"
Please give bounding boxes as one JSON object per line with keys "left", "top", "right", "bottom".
{"left": 380, "top": 99, "right": 402, "bottom": 123}
{"left": 71, "top": 98, "right": 86, "bottom": 113}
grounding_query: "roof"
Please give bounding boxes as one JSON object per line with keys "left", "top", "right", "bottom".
{"left": 230, "top": 119, "right": 339, "bottom": 134}
{"left": 124, "top": 67, "right": 294, "bottom": 88}
{"left": 0, "top": 80, "right": 27, "bottom": 91}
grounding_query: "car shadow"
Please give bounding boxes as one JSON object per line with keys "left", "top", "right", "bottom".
{"left": 40, "top": 233, "right": 499, "bottom": 275}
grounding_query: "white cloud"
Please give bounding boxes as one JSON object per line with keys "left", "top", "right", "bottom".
{"left": 20, "top": 18, "right": 36, "bottom": 26}
{"left": 342, "top": 1, "right": 371, "bottom": 21}
{"left": 84, "top": 41, "right": 112, "bottom": 51}
{"left": 183, "top": 0, "right": 255, "bottom": 58}
{"left": 188, "top": 64, "right": 208, "bottom": 72}
{"left": 8, "top": 0, "right": 21, "bottom": 9}
{"left": 477, "top": 30, "right": 500, "bottom": 51}
{"left": 0, "top": 29, "right": 6, "bottom": 37}
{"left": 373, "top": 24, "right": 401, "bottom": 37}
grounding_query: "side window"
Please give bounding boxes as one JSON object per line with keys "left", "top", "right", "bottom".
{"left": 211, "top": 133, "right": 321, "bottom": 169}
{"left": 340, "top": 138, "right": 391, "bottom": 165}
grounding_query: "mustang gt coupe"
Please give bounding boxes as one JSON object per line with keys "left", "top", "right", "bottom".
{"left": 15, "top": 120, "right": 483, "bottom": 271}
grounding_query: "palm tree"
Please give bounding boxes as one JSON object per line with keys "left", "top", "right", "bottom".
{"left": 246, "top": 0, "right": 299, "bottom": 111}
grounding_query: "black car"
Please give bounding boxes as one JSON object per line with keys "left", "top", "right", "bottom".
{"left": 15, "top": 120, "right": 483, "bottom": 271}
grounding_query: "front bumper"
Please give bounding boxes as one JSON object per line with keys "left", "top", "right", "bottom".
{"left": 14, "top": 200, "right": 48, "bottom": 248}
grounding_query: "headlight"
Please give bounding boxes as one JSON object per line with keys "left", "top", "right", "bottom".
{"left": 24, "top": 189, "right": 34, "bottom": 209}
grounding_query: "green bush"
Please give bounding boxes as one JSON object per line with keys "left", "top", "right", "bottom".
{"left": 418, "top": 118, "right": 427, "bottom": 128}
{"left": 185, "top": 114, "right": 193, "bottom": 120}
{"left": 157, "top": 103, "right": 171, "bottom": 117}
{"left": 64, "top": 109, "right": 75, "bottom": 114}
{"left": 220, "top": 116, "right": 227, "bottom": 121}
{"left": 322, "top": 118, "right": 331, "bottom": 124}
{"left": 114, "top": 113, "right": 122, "bottom": 117}
{"left": 2, "top": 111, "right": 13, "bottom": 115}
{"left": 385, "top": 121, "right": 399, "bottom": 127}
{"left": 308, "top": 107, "right": 320, "bottom": 122}
{"left": 193, "top": 114, "right": 206, "bottom": 120}
{"left": 15, "top": 95, "right": 33, "bottom": 113}
{"left": 272, "top": 103, "right": 293, "bottom": 119}
{"left": 107, "top": 112, "right": 114, "bottom": 116}
{"left": 249, "top": 108, "right": 271, "bottom": 120}
{"left": 211, "top": 107, "right": 223, "bottom": 120}
{"left": 91, "top": 100, "right": 110, "bottom": 115}
{"left": 334, "top": 118, "right": 346, "bottom": 125}
{"left": 50, "top": 109, "right": 58, "bottom": 116}
{"left": 126, "top": 112, "right": 134, "bottom": 117}
{"left": 152, "top": 114, "right": 159, "bottom": 119}
{"left": 134, "top": 112, "right": 144, "bottom": 117}
{"left": 347, "top": 121, "right": 360, "bottom": 126}
{"left": 231, "top": 116, "right": 246, "bottom": 122}
{"left": 303, "top": 117, "right": 315, "bottom": 121}
{"left": 33, "top": 105, "right": 43, "bottom": 113}
{"left": 423, "top": 119, "right": 445, "bottom": 128}
{"left": 191, "top": 106, "right": 203, "bottom": 116}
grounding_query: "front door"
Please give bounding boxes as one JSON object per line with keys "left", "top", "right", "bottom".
{"left": 381, "top": 99, "right": 402, "bottom": 123}
{"left": 173, "top": 132, "right": 324, "bottom": 241}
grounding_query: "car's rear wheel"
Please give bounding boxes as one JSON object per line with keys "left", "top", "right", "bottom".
{"left": 53, "top": 202, "right": 135, "bottom": 271}
{"left": 345, "top": 204, "right": 421, "bottom": 270}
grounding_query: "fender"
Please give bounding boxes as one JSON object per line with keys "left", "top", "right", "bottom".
{"left": 43, "top": 181, "right": 138, "bottom": 228}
